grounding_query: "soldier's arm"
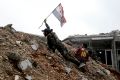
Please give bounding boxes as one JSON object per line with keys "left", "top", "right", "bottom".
{"left": 44, "top": 19, "right": 50, "bottom": 30}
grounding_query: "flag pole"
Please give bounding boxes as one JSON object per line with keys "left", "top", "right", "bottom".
{"left": 39, "top": 12, "right": 53, "bottom": 28}
{"left": 38, "top": 3, "right": 61, "bottom": 28}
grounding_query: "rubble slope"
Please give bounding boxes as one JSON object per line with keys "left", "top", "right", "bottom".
{"left": 0, "top": 24, "right": 119, "bottom": 80}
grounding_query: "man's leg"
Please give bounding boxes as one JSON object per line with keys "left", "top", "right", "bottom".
{"left": 62, "top": 50, "right": 80, "bottom": 66}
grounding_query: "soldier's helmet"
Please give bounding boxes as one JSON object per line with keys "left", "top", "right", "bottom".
{"left": 42, "top": 28, "right": 53, "bottom": 36}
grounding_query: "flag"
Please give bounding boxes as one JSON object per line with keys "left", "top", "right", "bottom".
{"left": 52, "top": 3, "right": 66, "bottom": 27}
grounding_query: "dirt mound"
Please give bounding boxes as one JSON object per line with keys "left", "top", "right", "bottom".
{"left": 0, "top": 24, "right": 119, "bottom": 80}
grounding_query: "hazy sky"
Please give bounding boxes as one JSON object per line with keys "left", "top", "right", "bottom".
{"left": 0, "top": 0, "right": 120, "bottom": 40}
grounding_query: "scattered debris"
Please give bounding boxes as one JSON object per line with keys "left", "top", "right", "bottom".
{"left": 0, "top": 24, "right": 119, "bottom": 80}
{"left": 30, "top": 40, "right": 39, "bottom": 51}
{"left": 25, "top": 75, "right": 32, "bottom": 80}
{"left": 18, "top": 59, "right": 32, "bottom": 71}
{"left": 14, "top": 75, "right": 19, "bottom": 80}
{"left": 65, "top": 67, "right": 71, "bottom": 74}
{"left": 81, "top": 77, "right": 88, "bottom": 80}
{"left": 31, "top": 44, "right": 38, "bottom": 51}
{"left": 7, "top": 52, "right": 21, "bottom": 62}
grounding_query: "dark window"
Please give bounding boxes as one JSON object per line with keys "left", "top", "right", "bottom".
{"left": 106, "top": 51, "right": 112, "bottom": 65}
{"left": 117, "top": 50, "right": 120, "bottom": 55}
{"left": 96, "top": 50, "right": 106, "bottom": 64}
{"left": 119, "top": 60, "right": 120, "bottom": 72}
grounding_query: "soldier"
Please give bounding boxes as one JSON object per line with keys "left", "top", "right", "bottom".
{"left": 75, "top": 43, "right": 89, "bottom": 68}
{"left": 42, "top": 19, "right": 80, "bottom": 66}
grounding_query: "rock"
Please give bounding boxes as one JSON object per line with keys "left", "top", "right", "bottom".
{"left": 25, "top": 75, "right": 32, "bottom": 80}
{"left": 30, "top": 40, "right": 39, "bottom": 51}
{"left": 16, "top": 41, "right": 21, "bottom": 44}
{"left": 4, "top": 24, "right": 16, "bottom": 33}
{"left": 7, "top": 52, "right": 21, "bottom": 62}
{"left": 0, "top": 38, "right": 5, "bottom": 43}
{"left": 31, "top": 44, "right": 38, "bottom": 50}
{"left": 82, "top": 77, "right": 88, "bottom": 80}
{"left": 15, "top": 75, "right": 19, "bottom": 80}
{"left": 96, "top": 69, "right": 106, "bottom": 76}
{"left": 65, "top": 67, "right": 71, "bottom": 74}
{"left": 16, "top": 41, "right": 22, "bottom": 46}
{"left": 47, "top": 57, "right": 52, "bottom": 60}
{"left": 103, "top": 69, "right": 110, "bottom": 75}
{"left": 17, "top": 59, "right": 32, "bottom": 71}
{"left": 4, "top": 24, "right": 13, "bottom": 28}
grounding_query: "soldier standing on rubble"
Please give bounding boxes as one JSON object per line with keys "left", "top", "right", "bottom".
{"left": 75, "top": 43, "right": 89, "bottom": 68}
{"left": 42, "top": 19, "right": 80, "bottom": 67}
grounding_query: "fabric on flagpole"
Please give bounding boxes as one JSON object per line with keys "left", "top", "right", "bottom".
{"left": 52, "top": 3, "right": 66, "bottom": 27}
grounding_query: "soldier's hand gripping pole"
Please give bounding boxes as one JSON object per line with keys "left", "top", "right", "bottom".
{"left": 44, "top": 19, "right": 51, "bottom": 30}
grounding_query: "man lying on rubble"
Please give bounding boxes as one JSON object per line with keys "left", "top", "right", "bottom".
{"left": 42, "top": 19, "right": 81, "bottom": 67}
{"left": 75, "top": 43, "right": 90, "bottom": 68}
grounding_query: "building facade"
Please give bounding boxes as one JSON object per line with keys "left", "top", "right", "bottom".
{"left": 64, "top": 30, "right": 120, "bottom": 71}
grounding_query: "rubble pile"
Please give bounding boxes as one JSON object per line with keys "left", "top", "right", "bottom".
{"left": 0, "top": 24, "right": 119, "bottom": 80}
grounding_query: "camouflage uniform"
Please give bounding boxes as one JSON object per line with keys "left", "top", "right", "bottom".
{"left": 42, "top": 22, "right": 80, "bottom": 66}
{"left": 47, "top": 32, "right": 80, "bottom": 66}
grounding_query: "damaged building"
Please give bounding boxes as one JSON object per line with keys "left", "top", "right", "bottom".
{"left": 64, "top": 30, "right": 120, "bottom": 72}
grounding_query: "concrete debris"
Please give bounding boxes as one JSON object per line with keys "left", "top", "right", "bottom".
{"left": 0, "top": 24, "right": 119, "bottom": 80}
{"left": 65, "top": 67, "right": 71, "bottom": 74}
{"left": 7, "top": 52, "right": 21, "bottom": 62}
{"left": 30, "top": 40, "right": 39, "bottom": 50}
{"left": 18, "top": 59, "right": 32, "bottom": 71}
{"left": 15, "top": 75, "right": 19, "bottom": 80}
{"left": 79, "top": 63, "right": 85, "bottom": 68}
{"left": 47, "top": 56, "right": 52, "bottom": 60}
{"left": 0, "top": 38, "right": 5, "bottom": 43}
{"left": 16, "top": 41, "right": 22, "bottom": 46}
{"left": 25, "top": 75, "right": 32, "bottom": 80}
{"left": 103, "top": 69, "right": 110, "bottom": 75}
{"left": 4, "top": 24, "right": 16, "bottom": 33}
{"left": 31, "top": 44, "right": 38, "bottom": 51}
{"left": 96, "top": 69, "right": 106, "bottom": 76}
{"left": 16, "top": 41, "right": 21, "bottom": 44}
{"left": 81, "top": 77, "right": 88, "bottom": 80}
